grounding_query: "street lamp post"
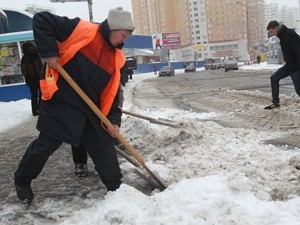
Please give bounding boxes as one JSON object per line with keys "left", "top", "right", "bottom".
{"left": 87, "top": 0, "right": 93, "bottom": 22}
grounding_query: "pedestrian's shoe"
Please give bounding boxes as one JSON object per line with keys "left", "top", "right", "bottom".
{"left": 264, "top": 103, "right": 280, "bottom": 110}
{"left": 32, "top": 110, "right": 39, "bottom": 116}
{"left": 15, "top": 183, "right": 34, "bottom": 204}
{"left": 74, "top": 163, "right": 88, "bottom": 177}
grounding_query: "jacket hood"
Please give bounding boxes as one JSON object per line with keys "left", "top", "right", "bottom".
{"left": 277, "top": 23, "right": 286, "bottom": 37}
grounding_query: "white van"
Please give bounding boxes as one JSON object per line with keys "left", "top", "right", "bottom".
{"left": 204, "top": 57, "right": 224, "bottom": 70}
{"left": 224, "top": 57, "right": 238, "bottom": 72}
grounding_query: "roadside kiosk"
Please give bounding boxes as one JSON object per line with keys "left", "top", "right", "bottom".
{"left": 0, "top": 8, "right": 34, "bottom": 101}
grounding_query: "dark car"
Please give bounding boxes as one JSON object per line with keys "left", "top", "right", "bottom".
{"left": 184, "top": 63, "right": 196, "bottom": 73}
{"left": 224, "top": 57, "right": 238, "bottom": 72}
{"left": 159, "top": 66, "right": 175, "bottom": 77}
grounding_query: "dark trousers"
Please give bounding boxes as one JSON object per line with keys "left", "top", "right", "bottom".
{"left": 270, "top": 67, "right": 300, "bottom": 104}
{"left": 71, "top": 145, "right": 87, "bottom": 164}
{"left": 28, "top": 83, "right": 41, "bottom": 115}
{"left": 15, "top": 122, "right": 122, "bottom": 191}
{"left": 71, "top": 138, "right": 121, "bottom": 164}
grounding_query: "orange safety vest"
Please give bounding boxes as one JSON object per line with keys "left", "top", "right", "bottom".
{"left": 40, "top": 19, "right": 125, "bottom": 116}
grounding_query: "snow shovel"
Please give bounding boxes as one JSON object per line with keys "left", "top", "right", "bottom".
{"left": 121, "top": 108, "right": 180, "bottom": 128}
{"left": 56, "top": 64, "right": 167, "bottom": 191}
{"left": 114, "top": 146, "right": 163, "bottom": 190}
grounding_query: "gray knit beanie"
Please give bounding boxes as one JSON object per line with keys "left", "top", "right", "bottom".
{"left": 107, "top": 6, "right": 135, "bottom": 31}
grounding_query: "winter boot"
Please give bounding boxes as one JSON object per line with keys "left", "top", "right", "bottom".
{"left": 15, "top": 182, "right": 34, "bottom": 204}
{"left": 264, "top": 103, "right": 280, "bottom": 110}
{"left": 74, "top": 163, "right": 88, "bottom": 177}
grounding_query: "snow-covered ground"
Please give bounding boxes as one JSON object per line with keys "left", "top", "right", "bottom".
{"left": 1, "top": 62, "right": 300, "bottom": 225}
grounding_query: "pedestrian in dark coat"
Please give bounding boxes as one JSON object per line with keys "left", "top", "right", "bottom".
{"left": 256, "top": 55, "right": 261, "bottom": 65}
{"left": 14, "top": 7, "right": 134, "bottom": 204}
{"left": 153, "top": 65, "right": 158, "bottom": 74}
{"left": 21, "top": 42, "right": 42, "bottom": 116}
{"left": 264, "top": 21, "right": 300, "bottom": 109}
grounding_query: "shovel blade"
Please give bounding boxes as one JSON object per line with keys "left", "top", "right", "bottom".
{"left": 133, "top": 168, "right": 166, "bottom": 191}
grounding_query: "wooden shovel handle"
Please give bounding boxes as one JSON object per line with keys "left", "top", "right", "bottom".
{"left": 56, "top": 64, "right": 145, "bottom": 165}
{"left": 57, "top": 65, "right": 167, "bottom": 190}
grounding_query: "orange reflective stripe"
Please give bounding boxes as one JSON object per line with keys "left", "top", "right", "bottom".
{"left": 100, "top": 49, "right": 126, "bottom": 116}
{"left": 58, "top": 20, "right": 99, "bottom": 65}
{"left": 41, "top": 20, "right": 98, "bottom": 100}
{"left": 41, "top": 19, "right": 127, "bottom": 119}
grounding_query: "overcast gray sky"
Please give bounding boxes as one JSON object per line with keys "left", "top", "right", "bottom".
{"left": 265, "top": 0, "right": 298, "bottom": 7}
{"left": 0, "top": 0, "right": 298, "bottom": 22}
{"left": 0, "top": 0, "right": 132, "bottom": 22}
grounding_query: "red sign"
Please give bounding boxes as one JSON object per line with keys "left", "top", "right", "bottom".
{"left": 50, "top": 0, "right": 87, "bottom": 2}
{"left": 213, "top": 50, "right": 234, "bottom": 57}
{"left": 162, "top": 32, "right": 181, "bottom": 49}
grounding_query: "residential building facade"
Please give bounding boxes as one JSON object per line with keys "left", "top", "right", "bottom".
{"left": 131, "top": 0, "right": 265, "bottom": 62}
{"left": 131, "top": 0, "right": 192, "bottom": 48}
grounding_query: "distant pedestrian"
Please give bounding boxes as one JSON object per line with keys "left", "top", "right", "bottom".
{"left": 120, "top": 63, "right": 129, "bottom": 86}
{"left": 257, "top": 55, "right": 261, "bottom": 65}
{"left": 153, "top": 65, "right": 158, "bottom": 74}
{"left": 21, "top": 42, "right": 42, "bottom": 116}
{"left": 264, "top": 21, "right": 300, "bottom": 110}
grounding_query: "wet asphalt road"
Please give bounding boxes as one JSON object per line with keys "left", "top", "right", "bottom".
{"left": 175, "top": 68, "right": 295, "bottom": 96}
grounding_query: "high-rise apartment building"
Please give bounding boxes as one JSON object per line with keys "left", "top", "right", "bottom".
{"left": 131, "top": 0, "right": 264, "bottom": 61}
{"left": 203, "top": 0, "right": 264, "bottom": 59}
{"left": 280, "top": 6, "right": 298, "bottom": 29}
{"left": 131, "top": 0, "right": 192, "bottom": 48}
{"left": 264, "top": 2, "right": 279, "bottom": 26}
{"left": 265, "top": 3, "right": 299, "bottom": 34}
{"left": 248, "top": 0, "right": 265, "bottom": 50}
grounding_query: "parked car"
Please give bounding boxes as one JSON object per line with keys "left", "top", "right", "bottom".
{"left": 159, "top": 66, "right": 175, "bottom": 77}
{"left": 224, "top": 57, "right": 239, "bottom": 72}
{"left": 184, "top": 63, "right": 196, "bottom": 72}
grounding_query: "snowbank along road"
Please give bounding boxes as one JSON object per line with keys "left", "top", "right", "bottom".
{"left": 0, "top": 68, "right": 300, "bottom": 224}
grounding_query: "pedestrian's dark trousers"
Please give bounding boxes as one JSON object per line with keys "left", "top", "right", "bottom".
{"left": 270, "top": 67, "right": 300, "bottom": 104}
{"left": 15, "top": 122, "right": 122, "bottom": 191}
{"left": 71, "top": 144, "right": 88, "bottom": 164}
{"left": 28, "top": 83, "right": 41, "bottom": 115}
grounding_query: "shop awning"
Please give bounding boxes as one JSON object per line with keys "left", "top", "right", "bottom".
{"left": 0, "top": 30, "right": 33, "bottom": 44}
